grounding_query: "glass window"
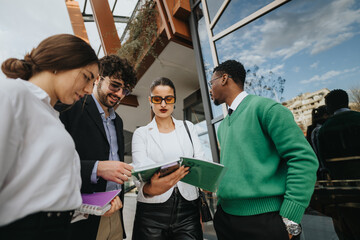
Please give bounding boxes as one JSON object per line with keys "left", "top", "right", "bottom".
{"left": 214, "top": 120, "right": 222, "bottom": 139}
{"left": 195, "top": 3, "right": 224, "bottom": 119}
{"left": 215, "top": 0, "right": 360, "bottom": 108}
{"left": 185, "top": 102, "right": 206, "bottom": 124}
{"left": 183, "top": 90, "right": 213, "bottom": 162}
{"left": 196, "top": 121, "right": 213, "bottom": 162}
{"left": 205, "top": 0, "right": 225, "bottom": 21}
{"left": 212, "top": 0, "right": 273, "bottom": 35}
{"left": 205, "top": 0, "right": 360, "bottom": 238}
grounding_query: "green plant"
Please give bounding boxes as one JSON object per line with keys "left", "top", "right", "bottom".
{"left": 118, "top": 0, "right": 159, "bottom": 69}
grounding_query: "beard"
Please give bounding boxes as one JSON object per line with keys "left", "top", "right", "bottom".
{"left": 97, "top": 85, "right": 119, "bottom": 108}
{"left": 211, "top": 94, "right": 221, "bottom": 106}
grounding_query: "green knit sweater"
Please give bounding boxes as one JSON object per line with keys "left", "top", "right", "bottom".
{"left": 217, "top": 95, "right": 318, "bottom": 223}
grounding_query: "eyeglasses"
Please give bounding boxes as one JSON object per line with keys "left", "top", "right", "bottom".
{"left": 207, "top": 74, "right": 232, "bottom": 89}
{"left": 100, "top": 76, "right": 132, "bottom": 96}
{"left": 150, "top": 95, "right": 176, "bottom": 104}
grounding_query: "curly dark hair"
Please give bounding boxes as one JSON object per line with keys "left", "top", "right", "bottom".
{"left": 99, "top": 55, "right": 137, "bottom": 89}
{"left": 213, "top": 60, "right": 246, "bottom": 87}
{"left": 325, "top": 89, "right": 349, "bottom": 114}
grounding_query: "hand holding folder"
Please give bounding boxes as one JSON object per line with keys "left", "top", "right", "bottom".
{"left": 142, "top": 165, "right": 190, "bottom": 196}
{"left": 132, "top": 157, "right": 227, "bottom": 192}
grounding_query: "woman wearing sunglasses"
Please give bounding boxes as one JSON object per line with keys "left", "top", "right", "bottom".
{"left": 0, "top": 34, "right": 99, "bottom": 239}
{"left": 131, "top": 77, "right": 206, "bottom": 240}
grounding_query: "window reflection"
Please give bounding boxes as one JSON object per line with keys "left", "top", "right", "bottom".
{"left": 195, "top": 3, "right": 224, "bottom": 119}
{"left": 212, "top": 0, "right": 273, "bottom": 35}
{"left": 197, "top": 121, "right": 213, "bottom": 162}
{"left": 205, "top": 0, "right": 225, "bottom": 21}
{"left": 215, "top": 0, "right": 360, "bottom": 105}
{"left": 201, "top": 0, "right": 360, "bottom": 238}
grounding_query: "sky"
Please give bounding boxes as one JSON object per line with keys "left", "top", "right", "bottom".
{"left": 0, "top": 0, "right": 137, "bottom": 80}
{"left": 0, "top": 0, "right": 72, "bottom": 79}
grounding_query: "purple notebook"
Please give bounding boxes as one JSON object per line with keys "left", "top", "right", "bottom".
{"left": 81, "top": 189, "right": 121, "bottom": 207}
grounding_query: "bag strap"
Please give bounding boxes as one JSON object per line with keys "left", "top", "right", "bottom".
{"left": 184, "top": 120, "right": 204, "bottom": 195}
{"left": 183, "top": 120, "right": 194, "bottom": 156}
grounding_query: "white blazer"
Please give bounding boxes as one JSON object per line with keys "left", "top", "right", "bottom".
{"left": 132, "top": 117, "right": 207, "bottom": 203}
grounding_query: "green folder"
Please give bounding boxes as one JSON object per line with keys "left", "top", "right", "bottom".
{"left": 180, "top": 157, "right": 227, "bottom": 192}
{"left": 131, "top": 157, "right": 227, "bottom": 192}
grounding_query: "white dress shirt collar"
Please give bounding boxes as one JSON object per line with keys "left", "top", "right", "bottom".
{"left": 228, "top": 91, "right": 248, "bottom": 112}
{"left": 20, "top": 80, "right": 58, "bottom": 117}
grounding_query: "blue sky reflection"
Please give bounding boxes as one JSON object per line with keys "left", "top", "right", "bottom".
{"left": 214, "top": 0, "right": 360, "bottom": 101}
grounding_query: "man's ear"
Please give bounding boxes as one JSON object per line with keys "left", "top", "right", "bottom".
{"left": 221, "top": 74, "right": 229, "bottom": 86}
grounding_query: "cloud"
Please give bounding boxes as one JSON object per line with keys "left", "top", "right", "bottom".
{"left": 301, "top": 70, "right": 341, "bottom": 84}
{"left": 310, "top": 61, "right": 319, "bottom": 69}
{"left": 300, "top": 67, "right": 359, "bottom": 84}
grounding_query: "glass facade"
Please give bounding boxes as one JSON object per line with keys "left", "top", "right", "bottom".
{"left": 212, "top": 0, "right": 273, "bottom": 35}
{"left": 190, "top": 0, "right": 360, "bottom": 239}
{"left": 195, "top": 3, "right": 224, "bottom": 119}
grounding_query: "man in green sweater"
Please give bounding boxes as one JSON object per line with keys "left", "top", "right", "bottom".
{"left": 209, "top": 60, "right": 318, "bottom": 240}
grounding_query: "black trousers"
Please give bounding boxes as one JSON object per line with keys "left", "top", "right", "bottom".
{"left": 214, "top": 205, "right": 300, "bottom": 240}
{"left": 132, "top": 187, "right": 203, "bottom": 240}
{"left": 0, "top": 210, "right": 74, "bottom": 240}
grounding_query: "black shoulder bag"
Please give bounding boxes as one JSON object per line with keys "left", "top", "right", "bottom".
{"left": 183, "top": 120, "right": 213, "bottom": 222}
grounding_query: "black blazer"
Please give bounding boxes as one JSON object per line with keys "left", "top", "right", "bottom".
{"left": 59, "top": 95, "right": 126, "bottom": 239}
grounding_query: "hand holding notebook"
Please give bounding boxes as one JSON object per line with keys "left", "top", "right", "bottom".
{"left": 76, "top": 189, "right": 122, "bottom": 216}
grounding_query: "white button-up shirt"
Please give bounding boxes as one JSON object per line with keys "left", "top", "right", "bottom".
{"left": 0, "top": 79, "right": 82, "bottom": 226}
{"left": 228, "top": 91, "right": 248, "bottom": 113}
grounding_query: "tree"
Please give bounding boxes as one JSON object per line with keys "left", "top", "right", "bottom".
{"left": 245, "top": 65, "right": 286, "bottom": 102}
{"left": 117, "top": 1, "right": 158, "bottom": 70}
{"left": 349, "top": 86, "right": 360, "bottom": 111}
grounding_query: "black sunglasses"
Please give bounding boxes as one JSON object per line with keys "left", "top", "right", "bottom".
{"left": 150, "top": 95, "right": 176, "bottom": 104}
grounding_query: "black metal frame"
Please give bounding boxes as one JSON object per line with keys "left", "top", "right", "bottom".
{"left": 189, "top": 1, "right": 220, "bottom": 163}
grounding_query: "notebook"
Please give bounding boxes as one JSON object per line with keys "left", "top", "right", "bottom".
{"left": 76, "top": 189, "right": 121, "bottom": 216}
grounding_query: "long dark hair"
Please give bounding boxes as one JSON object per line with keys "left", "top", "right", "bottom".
{"left": 150, "top": 77, "right": 176, "bottom": 119}
{"left": 1, "top": 34, "right": 99, "bottom": 80}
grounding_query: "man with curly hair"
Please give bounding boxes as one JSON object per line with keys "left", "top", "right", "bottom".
{"left": 209, "top": 60, "right": 318, "bottom": 240}
{"left": 59, "top": 55, "right": 137, "bottom": 240}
